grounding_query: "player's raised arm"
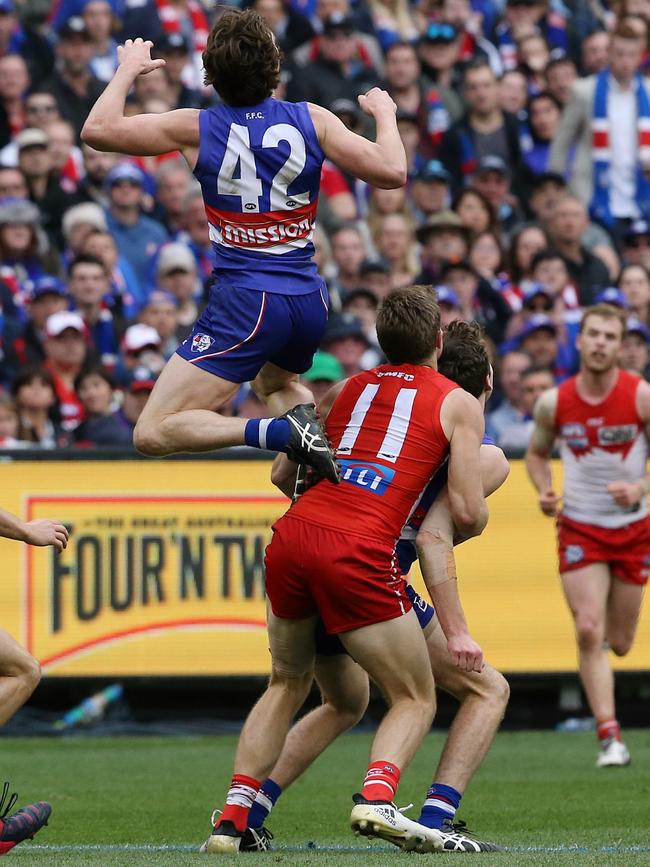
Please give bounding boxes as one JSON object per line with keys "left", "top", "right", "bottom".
{"left": 525, "top": 386, "right": 560, "bottom": 517}
{"left": 440, "top": 389, "right": 488, "bottom": 537}
{"left": 0, "top": 507, "right": 69, "bottom": 552}
{"left": 81, "top": 39, "right": 200, "bottom": 161}
{"left": 309, "top": 90, "right": 407, "bottom": 190}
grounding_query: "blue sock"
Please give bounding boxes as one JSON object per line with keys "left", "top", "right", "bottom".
{"left": 418, "top": 783, "right": 462, "bottom": 829}
{"left": 244, "top": 418, "right": 290, "bottom": 452}
{"left": 247, "top": 778, "right": 282, "bottom": 829}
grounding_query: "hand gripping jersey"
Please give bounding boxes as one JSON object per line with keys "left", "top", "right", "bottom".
{"left": 193, "top": 97, "right": 325, "bottom": 295}
{"left": 290, "top": 364, "right": 458, "bottom": 545}
{"left": 556, "top": 369, "right": 648, "bottom": 528}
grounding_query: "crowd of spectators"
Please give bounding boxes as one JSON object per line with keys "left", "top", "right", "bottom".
{"left": 1, "top": 0, "right": 650, "bottom": 452}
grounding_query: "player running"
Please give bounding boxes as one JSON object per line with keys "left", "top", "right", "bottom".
{"left": 200, "top": 286, "right": 488, "bottom": 854}
{"left": 526, "top": 303, "right": 650, "bottom": 768}
{"left": 81, "top": 10, "right": 406, "bottom": 482}
{"left": 239, "top": 321, "right": 509, "bottom": 854}
{"left": 0, "top": 506, "right": 68, "bottom": 854}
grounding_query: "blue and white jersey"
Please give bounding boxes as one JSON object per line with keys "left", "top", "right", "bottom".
{"left": 395, "top": 435, "right": 495, "bottom": 574}
{"left": 194, "top": 97, "right": 325, "bottom": 295}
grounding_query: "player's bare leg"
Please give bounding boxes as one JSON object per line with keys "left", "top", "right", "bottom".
{"left": 134, "top": 357, "right": 339, "bottom": 481}
{"left": 201, "top": 608, "right": 318, "bottom": 853}
{"left": 340, "top": 612, "right": 443, "bottom": 852}
{"left": 252, "top": 362, "right": 314, "bottom": 417}
{"left": 0, "top": 629, "right": 41, "bottom": 727}
{"left": 425, "top": 620, "right": 509, "bottom": 791}
{"left": 605, "top": 578, "right": 644, "bottom": 658}
{"left": 561, "top": 563, "right": 630, "bottom": 766}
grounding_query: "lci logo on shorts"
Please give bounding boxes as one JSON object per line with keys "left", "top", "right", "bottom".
{"left": 191, "top": 333, "right": 214, "bottom": 353}
{"left": 565, "top": 544, "right": 585, "bottom": 565}
{"left": 338, "top": 460, "right": 395, "bottom": 496}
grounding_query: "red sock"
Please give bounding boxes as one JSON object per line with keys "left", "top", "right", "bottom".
{"left": 597, "top": 719, "right": 621, "bottom": 743}
{"left": 217, "top": 774, "right": 261, "bottom": 833}
{"left": 360, "top": 761, "right": 401, "bottom": 802}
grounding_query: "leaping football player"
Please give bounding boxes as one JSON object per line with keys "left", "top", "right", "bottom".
{"left": 0, "top": 506, "right": 69, "bottom": 854}
{"left": 81, "top": 9, "right": 407, "bottom": 482}
{"left": 526, "top": 303, "right": 650, "bottom": 767}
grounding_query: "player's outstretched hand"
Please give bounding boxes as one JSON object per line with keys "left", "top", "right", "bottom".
{"left": 447, "top": 633, "right": 484, "bottom": 673}
{"left": 539, "top": 488, "right": 560, "bottom": 516}
{"left": 23, "top": 520, "right": 69, "bottom": 552}
{"left": 607, "top": 480, "right": 644, "bottom": 508}
{"left": 358, "top": 88, "right": 397, "bottom": 118}
{"left": 117, "top": 38, "right": 166, "bottom": 77}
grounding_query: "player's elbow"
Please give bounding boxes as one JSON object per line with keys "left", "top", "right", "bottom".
{"left": 373, "top": 166, "right": 408, "bottom": 189}
{"left": 451, "top": 497, "right": 488, "bottom": 538}
{"left": 80, "top": 120, "right": 105, "bottom": 149}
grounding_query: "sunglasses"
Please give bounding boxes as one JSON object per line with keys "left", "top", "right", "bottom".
{"left": 423, "top": 23, "right": 457, "bottom": 42}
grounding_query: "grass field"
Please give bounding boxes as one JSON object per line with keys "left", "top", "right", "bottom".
{"left": 3, "top": 730, "right": 650, "bottom": 865}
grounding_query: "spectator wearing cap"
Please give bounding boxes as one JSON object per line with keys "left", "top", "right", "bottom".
{"left": 119, "top": 322, "right": 165, "bottom": 375}
{"left": 73, "top": 363, "right": 133, "bottom": 445}
{"left": 153, "top": 31, "right": 202, "bottom": 109}
{"left": 292, "top": 0, "right": 382, "bottom": 72}
{"left": 11, "top": 364, "right": 66, "bottom": 447}
{"left": 301, "top": 350, "right": 345, "bottom": 402}
{"left": 148, "top": 0, "right": 211, "bottom": 93}
{"left": 155, "top": 242, "right": 202, "bottom": 338}
{"left": 82, "top": 227, "right": 143, "bottom": 318}
{"left": 2, "top": 276, "right": 69, "bottom": 379}
{"left": 471, "top": 155, "right": 524, "bottom": 236}
{"left": 104, "top": 161, "right": 168, "bottom": 289}
{"left": 321, "top": 312, "right": 375, "bottom": 375}
{"left": 251, "top": 0, "right": 314, "bottom": 55}
{"left": 439, "top": 58, "right": 525, "bottom": 192}
{"left": 452, "top": 187, "right": 498, "bottom": 237}
{"left": 496, "top": 364, "right": 556, "bottom": 451}
{"left": 42, "top": 16, "right": 105, "bottom": 141}
{"left": 288, "top": 13, "right": 381, "bottom": 106}
{"left": 436, "top": 284, "right": 463, "bottom": 328}
{"left": 435, "top": 0, "right": 503, "bottom": 74}
{"left": 492, "top": 0, "right": 568, "bottom": 73}
{"left": 618, "top": 263, "right": 650, "bottom": 324}
{"left": 549, "top": 24, "right": 650, "bottom": 241}
{"left": 358, "top": 258, "right": 391, "bottom": 300}
{"left": 112, "top": 365, "right": 158, "bottom": 435}
{"left": 415, "top": 209, "right": 470, "bottom": 284}
{"left": 82, "top": 0, "right": 120, "bottom": 83}
{"left": 417, "top": 23, "right": 464, "bottom": 122}
{"left": 0, "top": 53, "right": 30, "bottom": 149}
{"left": 62, "top": 201, "right": 107, "bottom": 259}
{"left": 42, "top": 310, "right": 89, "bottom": 430}
{"left": 620, "top": 317, "right": 650, "bottom": 378}
{"left": 0, "top": 198, "right": 51, "bottom": 294}
{"left": 329, "top": 224, "right": 367, "bottom": 301}
{"left": 438, "top": 258, "right": 512, "bottom": 343}
{"left": 595, "top": 285, "right": 629, "bottom": 309}
{"left": 342, "top": 287, "right": 379, "bottom": 345}
{"left": 485, "top": 348, "right": 531, "bottom": 439}
{"left": 530, "top": 248, "right": 579, "bottom": 310}
{"left": 18, "top": 126, "right": 82, "bottom": 249}
{"left": 505, "top": 314, "right": 560, "bottom": 373}
{"left": 621, "top": 220, "right": 650, "bottom": 271}
{"left": 410, "top": 160, "right": 450, "bottom": 224}
{"left": 68, "top": 253, "right": 121, "bottom": 368}
{"left": 0, "top": 0, "right": 53, "bottom": 87}
{"left": 546, "top": 193, "right": 610, "bottom": 303}
{"left": 138, "top": 289, "right": 180, "bottom": 358}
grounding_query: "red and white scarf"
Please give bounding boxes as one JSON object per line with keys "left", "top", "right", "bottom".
{"left": 155, "top": 0, "right": 209, "bottom": 55}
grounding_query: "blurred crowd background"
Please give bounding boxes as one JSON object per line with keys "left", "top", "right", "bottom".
{"left": 0, "top": 0, "right": 649, "bottom": 451}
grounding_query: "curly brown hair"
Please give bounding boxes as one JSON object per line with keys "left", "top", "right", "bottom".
{"left": 203, "top": 8, "right": 282, "bottom": 106}
{"left": 376, "top": 285, "right": 441, "bottom": 365}
{"left": 438, "top": 319, "right": 489, "bottom": 398}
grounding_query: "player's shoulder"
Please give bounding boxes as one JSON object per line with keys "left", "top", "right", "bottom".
{"left": 632, "top": 373, "right": 650, "bottom": 420}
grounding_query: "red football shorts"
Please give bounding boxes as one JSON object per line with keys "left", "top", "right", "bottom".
{"left": 557, "top": 514, "right": 650, "bottom": 585}
{"left": 265, "top": 515, "right": 412, "bottom": 634}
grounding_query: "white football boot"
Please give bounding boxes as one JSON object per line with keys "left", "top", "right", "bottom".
{"left": 596, "top": 738, "right": 631, "bottom": 768}
{"left": 350, "top": 797, "right": 444, "bottom": 853}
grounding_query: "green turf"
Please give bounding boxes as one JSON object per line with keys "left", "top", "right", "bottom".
{"left": 2, "top": 730, "right": 650, "bottom": 865}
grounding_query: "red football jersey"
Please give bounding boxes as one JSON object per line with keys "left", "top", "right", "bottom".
{"left": 289, "top": 363, "right": 458, "bottom": 544}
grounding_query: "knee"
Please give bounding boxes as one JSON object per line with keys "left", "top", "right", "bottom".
{"left": 133, "top": 420, "right": 166, "bottom": 456}
{"left": 323, "top": 680, "right": 369, "bottom": 730}
{"left": 575, "top": 618, "right": 603, "bottom": 652}
{"left": 269, "top": 668, "right": 313, "bottom": 709}
{"left": 483, "top": 670, "right": 510, "bottom": 713}
{"left": 609, "top": 635, "right": 633, "bottom": 657}
{"left": 19, "top": 653, "right": 41, "bottom": 695}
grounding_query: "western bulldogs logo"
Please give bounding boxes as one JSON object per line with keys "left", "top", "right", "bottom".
{"left": 191, "top": 333, "right": 214, "bottom": 353}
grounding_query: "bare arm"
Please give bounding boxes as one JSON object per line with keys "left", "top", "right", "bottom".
{"left": 440, "top": 388, "right": 488, "bottom": 537}
{"left": 608, "top": 379, "right": 650, "bottom": 508}
{"left": 0, "top": 508, "right": 69, "bottom": 552}
{"left": 81, "top": 39, "right": 199, "bottom": 163}
{"left": 309, "top": 90, "right": 407, "bottom": 190}
{"left": 524, "top": 386, "right": 559, "bottom": 517}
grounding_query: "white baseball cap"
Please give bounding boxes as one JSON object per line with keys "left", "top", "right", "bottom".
{"left": 121, "top": 323, "right": 161, "bottom": 353}
{"left": 45, "top": 311, "right": 86, "bottom": 338}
